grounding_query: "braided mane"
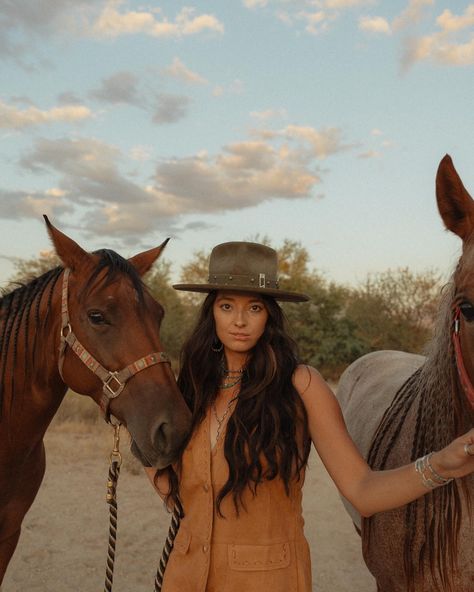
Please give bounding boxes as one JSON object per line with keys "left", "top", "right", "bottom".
{"left": 0, "top": 267, "right": 63, "bottom": 419}
{"left": 364, "top": 278, "right": 473, "bottom": 591}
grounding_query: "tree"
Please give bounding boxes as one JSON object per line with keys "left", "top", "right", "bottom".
{"left": 143, "top": 259, "right": 193, "bottom": 363}
{"left": 10, "top": 250, "right": 61, "bottom": 283}
{"left": 346, "top": 267, "right": 442, "bottom": 354}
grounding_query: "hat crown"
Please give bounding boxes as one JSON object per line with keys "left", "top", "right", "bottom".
{"left": 209, "top": 242, "right": 277, "bottom": 279}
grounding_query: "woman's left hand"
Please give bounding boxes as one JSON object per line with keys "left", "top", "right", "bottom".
{"left": 430, "top": 428, "right": 474, "bottom": 480}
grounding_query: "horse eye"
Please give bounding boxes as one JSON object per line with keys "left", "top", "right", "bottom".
{"left": 459, "top": 301, "right": 474, "bottom": 322}
{"left": 87, "top": 310, "right": 106, "bottom": 325}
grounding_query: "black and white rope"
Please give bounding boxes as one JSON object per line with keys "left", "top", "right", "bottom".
{"left": 154, "top": 496, "right": 184, "bottom": 592}
{"left": 104, "top": 458, "right": 121, "bottom": 592}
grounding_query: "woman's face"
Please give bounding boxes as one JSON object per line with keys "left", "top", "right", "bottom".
{"left": 213, "top": 291, "right": 269, "bottom": 355}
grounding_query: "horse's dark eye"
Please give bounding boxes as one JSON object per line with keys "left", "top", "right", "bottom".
{"left": 87, "top": 310, "right": 106, "bottom": 325}
{"left": 460, "top": 301, "right": 474, "bottom": 322}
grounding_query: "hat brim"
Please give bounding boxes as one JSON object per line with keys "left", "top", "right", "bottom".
{"left": 172, "top": 283, "right": 309, "bottom": 303}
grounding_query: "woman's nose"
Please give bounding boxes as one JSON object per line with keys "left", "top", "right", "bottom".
{"left": 234, "top": 310, "right": 246, "bottom": 326}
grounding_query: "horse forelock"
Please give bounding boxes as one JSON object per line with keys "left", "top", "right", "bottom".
{"left": 365, "top": 277, "right": 473, "bottom": 592}
{"left": 85, "top": 249, "right": 147, "bottom": 307}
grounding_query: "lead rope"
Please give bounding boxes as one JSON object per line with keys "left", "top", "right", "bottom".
{"left": 154, "top": 496, "right": 184, "bottom": 591}
{"left": 104, "top": 424, "right": 122, "bottom": 592}
{"left": 103, "top": 424, "right": 183, "bottom": 592}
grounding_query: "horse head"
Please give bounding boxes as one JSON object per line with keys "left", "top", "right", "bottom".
{"left": 436, "top": 155, "right": 474, "bottom": 412}
{"left": 45, "top": 217, "right": 191, "bottom": 468}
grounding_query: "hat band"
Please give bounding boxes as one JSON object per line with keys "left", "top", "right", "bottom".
{"left": 208, "top": 273, "right": 279, "bottom": 290}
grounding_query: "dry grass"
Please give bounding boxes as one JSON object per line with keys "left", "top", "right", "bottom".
{"left": 51, "top": 390, "right": 143, "bottom": 475}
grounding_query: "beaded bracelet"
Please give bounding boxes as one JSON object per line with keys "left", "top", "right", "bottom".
{"left": 415, "top": 453, "right": 453, "bottom": 489}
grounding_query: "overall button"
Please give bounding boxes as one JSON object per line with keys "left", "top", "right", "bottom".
{"left": 203, "top": 483, "right": 209, "bottom": 492}
{"left": 202, "top": 545, "right": 209, "bottom": 553}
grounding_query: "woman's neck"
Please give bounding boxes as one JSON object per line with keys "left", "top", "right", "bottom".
{"left": 223, "top": 350, "right": 247, "bottom": 372}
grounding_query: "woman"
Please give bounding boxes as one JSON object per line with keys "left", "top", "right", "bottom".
{"left": 145, "top": 241, "right": 474, "bottom": 592}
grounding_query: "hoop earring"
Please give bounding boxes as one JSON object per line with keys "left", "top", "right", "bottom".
{"left": 211, "top": 338, "right": 223, "bottom": 353}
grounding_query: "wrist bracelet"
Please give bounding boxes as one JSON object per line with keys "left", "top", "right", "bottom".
{"left": 415, "top": 453, "right": 453, "bottom": 490}
{"left": 425, "top": 453, "right": 452, "bottom": 484}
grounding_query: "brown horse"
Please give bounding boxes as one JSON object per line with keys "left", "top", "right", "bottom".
{"left": 337, "top": 155, "right": 474, "bottom": 592}
{"left": 0, "top": 218, "right": 191, "bottom": 585}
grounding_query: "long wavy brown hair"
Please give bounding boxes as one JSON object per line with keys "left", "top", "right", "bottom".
{"left": 160, "top": 291, "right": 311, "bottom": 514}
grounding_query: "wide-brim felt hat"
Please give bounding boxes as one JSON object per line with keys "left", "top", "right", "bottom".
{"left": 173, "top": 241, "right": 309, "bottom": 303}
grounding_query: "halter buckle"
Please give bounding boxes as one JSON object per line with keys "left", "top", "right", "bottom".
{"left": 103, "top": 372, "right": 126, "bottom": 398}
{"left": 60, "top": 323, "right": 72, "bottom": 340}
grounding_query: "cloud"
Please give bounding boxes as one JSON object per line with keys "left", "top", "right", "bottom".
{"left": 10, "top": 124, "right": 354, "bottom": 238}
{"left": 0, "top": 100, "right": 91, "bottom": 129}
{"left": 152, "top": 94, "right": 190, "bottom": 124}
{"left": 243, "top": 0, "right": 375, "bottom": 34}
{"left": 244, "top": 0, "right": 269, "bottom": 8}
{"left": 401, "top": 5, "right": 474, "bottom": 68}
{"left": 0, "top": 2, "right": 224, "bottom": 59}
{"left": 0, "top": 189, "right": 72, "bottom": 220}
{"left": 57, "top": 91, "right": 84, "bottom": 105}
{"left": 129, "top": 145, "right": 153, "bottom": 161}
{"left": 0, "top": 0, "right": 97, "bottom": 57}
{"left": 322, "top": 0, "right": 375, "bottom": 7}
{"left": 91, "top": 2, "right": 224, "bottom": 39}
{"left": 250, "top": 108, "right": 287, "bottom": 121}
{"left": 89, "top": 71, "right": 142, "bottom": 105}
{"left": 163, "top": 57, "right": 208, "bottom": 85}
{"left": 359, "top": 16, "right": 391, "bottom": 35}
{"left": 392, "top": 0, "right": 434, "bottom": 31}
{"left": 212, "top": 79, "right": 245, "bottom": 98}
{"left": 20, "top": 137, "right": 152, "bottom": 206}
{"left": 357, "top": 149, "right": 380, "bottom": 159}
{"left": 436, "top": 6, "right": 474, "bottom": 32}
{"left": 265, "top": 125, "right": 354, "bottom": 159}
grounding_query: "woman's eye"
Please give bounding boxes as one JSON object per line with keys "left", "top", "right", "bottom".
{"left": 87, "top": 310, "right": 106, "bottom": 325}
{"left": 250, "top": 305, "right": 262, "bottom": 312}
{"left": 460, "top": 301, "right": 474, "bottom": 322}
{"left": 220, "top": 303, "right": 231, "bottom": 311}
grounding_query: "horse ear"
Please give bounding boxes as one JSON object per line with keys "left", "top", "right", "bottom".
{"left": 128, "top": 238, "right": 170, "bottom": 276}
{"left": 436, "top": 155, "right": 474, "bottom": 241}
{"left": 43, "top": 215, "right": 93, "bottom": 270}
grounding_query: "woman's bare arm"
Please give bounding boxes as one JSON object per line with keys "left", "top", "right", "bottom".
{"left": 294, "top": 365, "right": 474, "bottom": 517}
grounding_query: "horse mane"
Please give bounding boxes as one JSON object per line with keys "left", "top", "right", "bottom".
{"left": 0, "top": 267, "right": 63, "bottom": 419}
{"left": 364, "top": 277, "right": 473, "bottom": 592}
{"left": 0, "top": 249, "right": 146, "bottom": 419}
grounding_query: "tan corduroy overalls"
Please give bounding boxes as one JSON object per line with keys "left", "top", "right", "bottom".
{"left": 162, "top": 408, "right": 312, "bottom": 592}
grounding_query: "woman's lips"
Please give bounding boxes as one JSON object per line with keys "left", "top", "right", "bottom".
{"left": 230, "top": 333, "right": 250, "bottom": 340}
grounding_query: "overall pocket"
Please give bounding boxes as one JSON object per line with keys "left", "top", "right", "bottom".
{"left": 225, "top": 542, "right": 297, "bottom": 592}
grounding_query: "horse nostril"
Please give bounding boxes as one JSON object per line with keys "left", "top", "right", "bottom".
{"left": 154, "top": 422, "right": 169, "bottom": 453}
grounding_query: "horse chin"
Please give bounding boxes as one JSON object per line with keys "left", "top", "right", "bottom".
{"left": 130, "top": 439, "right": 174, "bottom": 470}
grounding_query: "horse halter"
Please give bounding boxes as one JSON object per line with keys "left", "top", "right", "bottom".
{"left": 58, "top": 268, "right": 171, "bottom": 424}
{"left": 452, "top": 306, "right": 474, "bottom": 409}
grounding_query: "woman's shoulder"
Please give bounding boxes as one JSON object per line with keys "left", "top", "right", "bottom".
{"left": 292, "top": 364, "right": 328, "bottom": 397}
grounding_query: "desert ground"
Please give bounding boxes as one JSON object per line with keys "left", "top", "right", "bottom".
{"left": 3, "top": 394, "right": 376, "bottom": 592}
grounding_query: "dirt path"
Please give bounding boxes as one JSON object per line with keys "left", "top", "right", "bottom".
{"left": 3, "top": 423, "right": 375, "bottom": 591}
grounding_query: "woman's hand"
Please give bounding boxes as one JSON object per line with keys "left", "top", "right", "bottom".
{"left": 430, "top": 428, "right": 474, "bottom": 480}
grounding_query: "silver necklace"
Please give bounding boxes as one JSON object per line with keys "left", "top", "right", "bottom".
{"left": 212, "top": 394, "right": 238, "bottom": 445}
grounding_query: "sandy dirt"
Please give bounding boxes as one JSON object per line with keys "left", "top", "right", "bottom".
{"left": 3, "top": 421, "right": 376, "bottom": 592}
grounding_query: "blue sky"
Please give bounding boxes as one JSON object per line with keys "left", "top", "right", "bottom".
{"left": 1, "top": 0, "right": 473, "bottom": 286}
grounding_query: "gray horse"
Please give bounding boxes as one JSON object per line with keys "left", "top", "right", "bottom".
{"left": 337, "top": 155, "right": 474, "bottom": 592}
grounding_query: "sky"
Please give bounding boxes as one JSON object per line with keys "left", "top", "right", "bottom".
{"left": 1, "top": 0, "right": 473, "bottom": 287}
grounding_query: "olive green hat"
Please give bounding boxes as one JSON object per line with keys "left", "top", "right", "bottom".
{"left": 173, "top": 241, "right": 309, "bottom": 303}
